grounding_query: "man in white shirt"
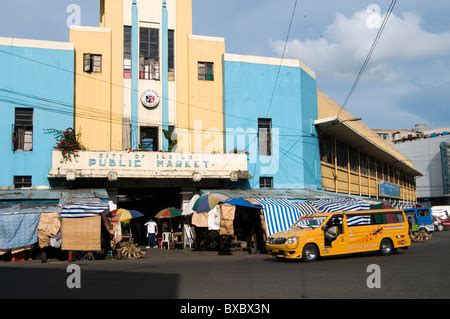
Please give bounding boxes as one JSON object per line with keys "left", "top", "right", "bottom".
{"left": 144, "top": 219, "right": 158, "bottom": 248}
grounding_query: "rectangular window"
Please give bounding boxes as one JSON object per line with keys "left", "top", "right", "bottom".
{"left": 123, "top": 26, "right": 132, "bottom": 79}
{"left": 383, "top": 163, "right": 388, "bottom": 181}
{"left": 360, "top": 153, "right": 368, "bottom": 175}
{"left": 258, "top": 118, "right": 272, "bottom": 156}
{"left": 140, "top": 126, "right": 159, "bottom": 151}
{"left": 198, "top": 62, "right": 214, "bottom": 81}
{"left": 376, "top": 160, "right": 382, "bottom": 179}
{"left": 319, "top": 135, "right": 334, "bottom": 165}
{"left": 336, "top": 140, "right": 348, "bottom": 168}
{"left": 168, "top": 29, "right": 175, "bottom": 81}
{"left": 260, "top": 177, "right": 273, "bottom": 189}
{"left": 346, "top": 214, "right": 372, "bottom": 227}
{"left": 14, "top": 176, "right": 32, "bottom": 189}
{"left": 369, "top": 157, "right": 376, "bottom": 177}
{"left": 140, "top": 27, "right": 160, "bottom": 80}
{"left": 84, "top": 54, "right": 102, "bottom": 73}
{"left": 349, "top": 147, "right": 359, "bottom": 172}
{"left": 13, "top": 108, "right": 33, "bottom": 151}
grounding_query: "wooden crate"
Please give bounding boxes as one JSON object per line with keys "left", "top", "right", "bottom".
{"left": 61, "top": 216, "right": 101, "bottom": 251}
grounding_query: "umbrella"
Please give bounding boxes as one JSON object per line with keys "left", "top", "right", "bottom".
{"left": 107, "top": 208, "right": 144, "bottom": 222}
{"left": 192, "top": 193, "right": 229, "bottom": 212}
{"left": 155, "top": 207, "right": 183, "bottom": 219}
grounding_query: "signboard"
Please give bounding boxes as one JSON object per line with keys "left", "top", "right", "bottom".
{"left": 379, "top": 181, "right": 401, "bottom": 199}
{"left": 441, "top": 142, "right": 450, "bottom": 195}
{"left": 140, "top": 89, "right": 160, "bottom": 109}
{"left": 49, "top": 151, "right": 250, "bottom": 181}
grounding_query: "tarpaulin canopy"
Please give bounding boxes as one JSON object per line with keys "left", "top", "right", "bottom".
{"left": 224, "top": 198, "right": 261, "bottom": 210}
{"left": 60, "top": 201, "right": 109, "bottom": 218}
{"left": 252, "top": 198, "right": 305, "bottom": 237}
{"left": 0, "top": 211, "right": 40, "bottom": 250}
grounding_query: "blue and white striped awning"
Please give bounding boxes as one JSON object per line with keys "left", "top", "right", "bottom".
{"left": 309, "top": 198, "right": 370, "bottom": 213}
{"left": 252, "top": 198, "right": 306, "bottom": 237}
{"left": 60, "top": 202, "right": 109, "bottom": 218}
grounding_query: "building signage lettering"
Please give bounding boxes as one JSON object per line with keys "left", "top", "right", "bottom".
{"left": 87, "top": 153, "right": 210, "bottom": 170}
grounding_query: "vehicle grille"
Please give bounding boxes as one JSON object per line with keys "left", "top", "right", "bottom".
{"left": 269, "top": 237, "right": 287, "bottom": 245}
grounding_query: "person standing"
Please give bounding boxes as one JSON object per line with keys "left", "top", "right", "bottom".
{"left": 144, "top": 219, "right": 158, "bottom": 248}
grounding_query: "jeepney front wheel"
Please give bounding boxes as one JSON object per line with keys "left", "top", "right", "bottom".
{"left": 302, "top": 244, "right": 319, "bottom": 262}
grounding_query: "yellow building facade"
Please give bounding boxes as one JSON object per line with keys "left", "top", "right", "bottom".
{"left": 316, "top": 91, "right": 421, "bottom": 202}
{"left": 70, "top": 0, "right": 225, "bottom": 154}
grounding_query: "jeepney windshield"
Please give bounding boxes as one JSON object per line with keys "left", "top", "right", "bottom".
{"left": 292, "top": 216, "right": 327, "bottom": 229}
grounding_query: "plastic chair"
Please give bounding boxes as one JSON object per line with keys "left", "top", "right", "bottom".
{"left": 161, "top": 232, "right": 171, "bottom": 250}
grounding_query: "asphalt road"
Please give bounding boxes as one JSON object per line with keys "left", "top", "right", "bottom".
{"left": 1, "top": 232, "right": 449, "bottom": 299}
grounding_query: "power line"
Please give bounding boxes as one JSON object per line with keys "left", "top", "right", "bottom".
{"left": 339, "top": 0, "right": 397, "bottom": 114}
{"left": 264, "top": 0, "right": 298, "bottom": 117}
{"left": 0, "top": 45, "right": 313, "bottom": 136}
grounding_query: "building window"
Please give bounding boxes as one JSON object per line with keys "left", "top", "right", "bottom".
{"left": 258, "top": 118, "right": 272, "bottom": 156}
{"left": 140, "top": 127, "right": 159, "bottom": 151}
{"left": 369, "top": 157, "right": 376, "bottom": 177}
{"left": 123, "top": 26, "right": 132, "bottom": 79}
{"left": 360, "top": 153, "right": 368, "bottom": 176}
{"left": 14, "top": 176, "right": 32, "bottom": 189}
{"left": 198, "top": 62, "right": 214, "bottom": 81}
{"left": 83, "top": 53, "right": 102, "bottom": 73}
{"left": 319, "top": 135, "right": 334, "bottom": 165}
{"left": 260, "top": 177, "right": 273, "bottom": 189}
{"left": 383, "top": 163, "right": 388, "bottom": 181}
{"left": 168, "top": 30, "right": 175, "bottom": 81}
{"left": 376, "top": 160, "right": 383, "bottom": 179}
{"left": 349, "top": 147, "right": 359, "bottom": 172}
{"left": 13, "top": 108, "right": 33, "bottom": 151}
{"left": 336, "top": 140, "right": 348, "bottom": 168}
{"left": 140, "top": 27, "right": 160, "bottom": 80}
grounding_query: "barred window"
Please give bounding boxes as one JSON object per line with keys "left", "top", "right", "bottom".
{"left": 140, "top": 27, "right": 160, "bottom": 80}
{"left": 13, "top": 108, "right": 33, "bottom": 151}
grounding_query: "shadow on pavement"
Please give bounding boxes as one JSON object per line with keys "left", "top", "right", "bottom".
{"left": 0, "top": 267, "right": 179, "bottom": 299}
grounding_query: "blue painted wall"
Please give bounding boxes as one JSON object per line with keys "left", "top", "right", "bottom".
{"left": 0, "top": 44, "right": 74, "bottom": 188}
{"left": 224, "top": 59, "right": 322, "bottom": 190}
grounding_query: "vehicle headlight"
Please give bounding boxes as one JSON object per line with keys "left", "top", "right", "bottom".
{"left": 285, "top": 237, "right": 298, "bottom": 244}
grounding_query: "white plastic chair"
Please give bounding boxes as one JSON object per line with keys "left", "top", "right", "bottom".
{"left": 161, "top": 232, "right": 171, "bottom": 250}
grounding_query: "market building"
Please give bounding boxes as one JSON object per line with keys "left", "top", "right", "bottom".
{"left": 315, "top": 91, "right": 422, "bottom": 207}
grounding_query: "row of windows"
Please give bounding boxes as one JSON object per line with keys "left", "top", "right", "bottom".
{"left": 319, "top": 135, "right": 415, "bottom": 187}
{"left": 347, "top": 212, "right": 405, "bottom": 227}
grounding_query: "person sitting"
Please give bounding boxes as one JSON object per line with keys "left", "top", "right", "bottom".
{"left": 324, "top": 217, "right": 340, "bottom": 246}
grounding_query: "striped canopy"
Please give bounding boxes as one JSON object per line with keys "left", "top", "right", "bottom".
{"left": 309, "top": 198, "right": 370, "bottom": 213}
{"left": 60, "top": 202, "right": 109, "bottom": 218}
{"left": 252, "top": 198, "right": 306, "bottom": 237}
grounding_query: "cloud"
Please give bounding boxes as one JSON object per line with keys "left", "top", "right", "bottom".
{"left": 270, "top": 10, "right": 450, "bottom": 81}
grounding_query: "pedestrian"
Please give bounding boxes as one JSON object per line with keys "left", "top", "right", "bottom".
{"left": 144, "top": 218, "right": 158, "bottom": 248}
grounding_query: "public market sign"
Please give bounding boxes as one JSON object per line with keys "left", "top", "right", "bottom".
{"left": 140, "top": 89, "right": 160, "bottom": 109}
{"left": 49, "top": 151, "right": 249, "bottom": 180}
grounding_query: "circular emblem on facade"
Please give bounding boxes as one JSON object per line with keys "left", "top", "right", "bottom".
{"left": 140, "top": 89, "right": 160, "bottom": 109}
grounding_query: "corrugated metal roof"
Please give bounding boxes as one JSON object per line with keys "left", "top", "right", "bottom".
{"left": 0, "top": 189, "right": 108, "bottom": 201}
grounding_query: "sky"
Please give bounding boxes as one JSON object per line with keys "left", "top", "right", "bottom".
{"left": 0, "top": 0, "right": 449, "bottom": 130}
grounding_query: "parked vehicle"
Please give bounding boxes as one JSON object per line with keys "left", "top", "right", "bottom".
{"left": 266, "top": 209, "right": 410, "bottom": 262}
{"left": 403, "top": 208, "right": 434, "bottom": 233}
{"left": 431, "top": 206, "right": 450, "bottom": 220}
{"left": 433, "top": 215, "right": 450, "bottom": 231}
